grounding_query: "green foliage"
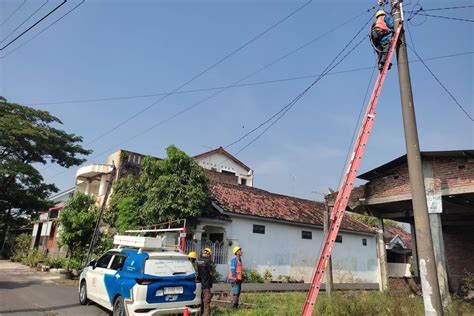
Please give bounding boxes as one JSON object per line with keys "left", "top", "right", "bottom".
{"left": 58, "top": 192, "right": 98, "bottom": 258}
{"left": 11, "top": 234, "right": 31, "bottom": 262}
{"left": 459, "top": 270, "right": 474, "bottom": 298}
{"left": 243, "top": 269, "right": 264, "bottom": 283}
{"left": 211, "top": 261, "right": 222, "bottom": 283}
{"left": 263, "top": 269, "right": 273, "bottom": 282}
{"left": 15, "top": 233, "right": 31, "bottom": 255}
{"left": 351, "top": 213, "right": 399, "bottom": 228}
{"left": 0, "top": 98, "right": 91, "bottom": 250}
{"left": 110, "top": 145, "right": 211, "bottom": 232}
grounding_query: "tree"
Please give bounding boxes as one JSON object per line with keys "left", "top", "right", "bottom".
{"left": 58, "top": 193, "right": 98, "bottom": 258}
{"left": 110, "top": 145, "right": 211, "bottom": 232}
{"left": 0, "top": 97, "right": 91, "bottom": 253}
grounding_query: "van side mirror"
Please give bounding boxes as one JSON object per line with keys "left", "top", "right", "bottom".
{"left": 89, "top": 260, "right": 96, "bottom": 268}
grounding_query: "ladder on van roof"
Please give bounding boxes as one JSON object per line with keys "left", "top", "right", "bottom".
{"left": 301, "top": 24, "right": 403, "bottom": 316}
{"left": 116, "top": 219, "right": 187, "bottom": 252}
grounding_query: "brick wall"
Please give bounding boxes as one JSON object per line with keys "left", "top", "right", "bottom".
{"left": 365, "top": 164, "right": 411, "bottom": 199}
{"left": 204, "top": 169, "right": 239, "bottom": 185}
{"left": 443, "top": 226, "right": 474, "bottom": 292}
{"left": 364, "top": 157, "right": 474, "bottom": 200}
{"left": 432, "top": 158, "right": 474, "bottom": 191}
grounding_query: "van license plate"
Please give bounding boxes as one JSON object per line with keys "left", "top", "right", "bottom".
{"left": 164, "top": 286, "right": 183, "bottom": 295}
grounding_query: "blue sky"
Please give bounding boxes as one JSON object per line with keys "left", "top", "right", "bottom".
{"left": 1, "top": 0, "right": 473, "bottom": 201}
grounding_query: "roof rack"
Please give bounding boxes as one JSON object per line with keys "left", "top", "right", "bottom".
{"left": 113, "top": 219, "right": 187, "bottom": 253}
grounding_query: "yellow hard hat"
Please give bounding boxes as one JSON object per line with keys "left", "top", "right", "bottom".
{"left": 233, "top": 246, "right": 241, "bottom": 254}
{"left": 376, "top": 10, "right": 386, "bottom": 18}
{"left": 188, "top": 251, "right": 197, "bottom": 259}
{"left": 204, "top": 247, "right": 212, "bottom": 254}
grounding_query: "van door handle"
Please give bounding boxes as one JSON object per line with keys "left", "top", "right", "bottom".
{"left": 115, "top": 274, "right": 120, "bottom": 279}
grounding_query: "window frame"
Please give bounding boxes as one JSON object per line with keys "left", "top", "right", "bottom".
{"left": 252, "top": 224, "right": 265, "bottom": 234}
{"left": 335, "top": 235, "right": 343, "bottom": 243}
{"left": 109, "top": 254, "right": 128, "bottom": 271}
{"left": 362, "top": 238, "right": 367, "bottom": 246}
{"left": 95, "top": 251, "right": 115, "bottom": 269}
{"left": 301, "top": 230, "right": 312, "bottom": 240}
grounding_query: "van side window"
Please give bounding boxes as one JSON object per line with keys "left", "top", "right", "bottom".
{"left": 110, "top": 255, "right": 127, "bottom": 271}
{"left": 96, "top": 252, "right": 114, "bottom": 269}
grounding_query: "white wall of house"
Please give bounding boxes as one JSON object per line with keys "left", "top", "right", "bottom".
{"left": 220, "top": 216, "right": 378, "bottom": 283}
{"left": 194, "top": 153, "right": 253, "bottom": 186}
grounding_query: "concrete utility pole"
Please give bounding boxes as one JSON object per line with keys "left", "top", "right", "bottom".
{"left": 323, "top": 200, "right": 333, "bottom": 295}
{"left": 390, "top": 0, "right": 443, "bottom": 315}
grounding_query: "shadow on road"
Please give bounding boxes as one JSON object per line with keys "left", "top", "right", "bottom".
{"left": 0, "top": 302, "right": 111, "bottom": 315}
{"left": 0, "top": 280, "right": 43, "bottom": 289}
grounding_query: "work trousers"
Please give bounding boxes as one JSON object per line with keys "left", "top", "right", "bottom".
{"left": 231, "top": 281, "right": 242, "bottom": 308}
{"left": 201, "top": 288, "right": 212, "bottom": 316}
{"left": 371, "top": 29, "right": 391, "bottom": 68}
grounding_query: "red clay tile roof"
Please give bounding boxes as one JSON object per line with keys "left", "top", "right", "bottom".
{"left": 383, "top": 226, "right": 412, "bottom": 249}
{"left": 209, "top": 182, "right": 374, "bottom": 234}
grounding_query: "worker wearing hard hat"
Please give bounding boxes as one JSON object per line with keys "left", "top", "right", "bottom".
{"left": 371, "top": 10, "right": 394, "bottom": 72}
{"left": 197, "top": 247, "right": 213, "bottom": 316}
{"left": 228, "top": 246, "right": 243, "bottom": 309}
{"left": 188, "top": 251, "right": 198, "bottom": 271}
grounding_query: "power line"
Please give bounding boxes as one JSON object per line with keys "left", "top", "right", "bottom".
{"left": 41, "top": 1, "right": 314, "bottom": 177}
{"left": 337, "top": 63, "right": 377, "bottom": 191}
{"left": 405, "top": 44, "right": 473, "bottom": 122}
{"left": 26, "top": 52, "right": 473, "bottom": 107}
{"left": 412, "top": 12, "right": 474, "bottom": 23}
{"left": 233, "top": 35, "right": 369, "bottom": 157}
{"left": 96, "top": 9, "right": 374, "bottom": 163}
{"left": 0, "top": 0, "right": 67, "bottom": 51}
{"left": 0, "top": 0, "right": 27, "bottom": 26}
{"left": 226, "top": 14, "right": 373, "bottom": 157}
{"left": 406, "top": 5, "right": 474, "bottom": 12}
{"left": 0, "top": 0, "right": 85, "bottom": 58}
{"left": 83, "top": 0, "right": 314, "bottom": 146}
{"left": 40, "top": 50, "right": 473, "bottom": 177}
{"left": 44, "top": 27, "right": 369, "bottom": 182}
{"left": 0, "top": 0, "right": 50, "bottom": 44}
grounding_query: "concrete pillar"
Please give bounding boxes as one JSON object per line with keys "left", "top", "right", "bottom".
{"left": 423, "top": 160, "right": 450, "bottom": 304}
{"left": 324, "top": 204, "right": 333, "bottom": 294}
{"left": 194, "top": 224, "right": 205, "bottom": 253}
{"left": 410, "top": 222, "right": 419, "bottom": 277}
{"left": 85, "top": 180, "right": 91, "bottom": 195}
{"left": 430, "top": 213, "right": 450, "bottom": 305}
{"left": 98, "top": 174, "right": 108, "bottom": 196}
{"left": 376, "top": 217, "right": 388, "bottom": 293}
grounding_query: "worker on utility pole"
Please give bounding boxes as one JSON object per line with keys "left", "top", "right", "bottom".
{"left": 228, "top": 246, "right": 243, "bottom": 309}
{"left": 197, "top": 247, "right": 213, "bottom": 316}
{"left": 371, "top": 10, "right": 394, "bottom": 72}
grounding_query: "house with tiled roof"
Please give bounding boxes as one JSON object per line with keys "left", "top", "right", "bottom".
{"left": 35, "top": 147, "right": 380, "bottom": 284}
{"left": 198, "top": 182, "right": 378, "bottom": 283}
{"left": 383, "top": 226, "right": 412, "bottom": 278}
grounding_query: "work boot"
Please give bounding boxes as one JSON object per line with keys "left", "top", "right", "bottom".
{"left": 378, "top": 63, "right": 384, "bottom": 72}
{"left": 388, "top": 62, "right": 392, "bottom": 70}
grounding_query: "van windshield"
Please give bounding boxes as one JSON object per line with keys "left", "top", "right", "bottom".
{"left": 144, "top": 258, "right": 195, "bottom": 277}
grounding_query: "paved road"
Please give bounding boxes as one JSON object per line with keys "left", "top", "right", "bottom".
{"left": 0, "top": 260, "right": 108, "bottom": 316}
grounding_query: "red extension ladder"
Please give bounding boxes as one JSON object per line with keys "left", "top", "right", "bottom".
{"left": 301, "top": 24, "right": 403, "bottom": 315}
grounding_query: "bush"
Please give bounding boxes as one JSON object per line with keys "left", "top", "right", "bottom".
{"left": 459, "top": 270, "right": 474, "bottom": 299}
{"left": 15, "top": 234, "right": 31, "bottom": 254}
{"left": 25, "top": 250, "right": 40, "bottom": 267}
{"left": 243, "top": 269, "right": 264, "bottom": 283}
{"left": 263, "top": 269, "right": 272, "bottom": 282}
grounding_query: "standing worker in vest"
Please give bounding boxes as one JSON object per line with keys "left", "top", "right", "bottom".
{"left": 197, "top": 248, "right": 213, "bottom": 316}
{"left": 228, "top": 246, "right": 243, "bottom": 309}
{"left": 371, "top": 10, "right": 394, "bottom": 72}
